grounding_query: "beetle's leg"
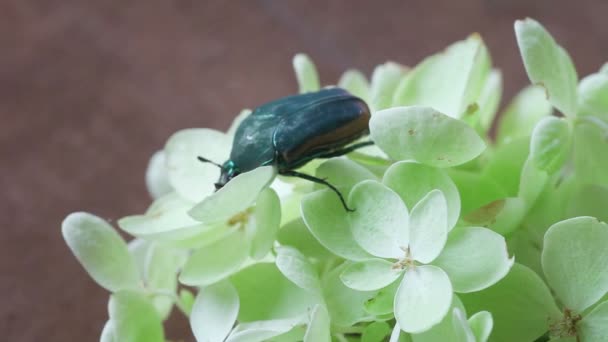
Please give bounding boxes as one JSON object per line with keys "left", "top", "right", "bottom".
{"left": 279, "top": 170, "right": 354, "bottom": 212}
{"left": 315, "top": 141, "right": 375, "bottom": 159}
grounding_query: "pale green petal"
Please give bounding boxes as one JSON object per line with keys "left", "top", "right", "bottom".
{"left": 462, "top": 197, "right": 526, "bottom": 236}
{"left": 409, "top": 190, "right": 448, "bottom": 264}
{"left": 371, "top": 62, "right": 407, "bottom": 111}
{"left": 567, "top": 184, "right": 608, "bottom": 223}
{"left": 459, "top": 263, "right": 561, "bottom": 342}
{"left": 315, "top": 157, "right": 378, "bottom": 192}
{"left": 515, "top": 18, "right": 578, "bottom": 116}
{"left": 225, "top": 316, "right": 306, "bottom": 342}
{"left": 165, "top": 128, "right": 231, "bottom": 202}
{"left": 100, "top": 320, "right": 115, "bottom": 342}
{"left": 179, "top": 229, "right": 249, "bottom": 286}
{"left": 178, "top": 289, "right": 195, "bottom": 316}
{"left": 530, "top": 116, "right": 571, "bottom": 174}
{"left": 452, "top": 308, "right": 476, "bottom": 342}
{"left": 411, "top": 296, "right": 467, "bottom": 342}
{"left": 362, "top": 321, "right": 392, "bottom": 342}
{"left": 188, "top": 166, "right": 276, "bottom": 225}
{"left": 482, "top": 137, "right": 530, "bottom": 196}
{"left": 338, "top": 69, "right": 370, "bottom": 103}
{"left": 277, "top": 219, "right": 332, "bottom": 260}
{"left": 579, "top": 300, "right": 608, "bottom": 342}
{"left": 390, "top": 324, "right": 413, "bottom": 342}
{"left": 304, "top": 305, "right": 331, "bottom": 342}
{"left": 301, "top": 189, "right": 373, "bottom": 261}
{"left": 393, "top": 35, "right": 490, "bottom": 119}
{"left": 383, "top": 161, "right": 461, "bottom": 229}
{"left": 475, "top": 69, "right": 503, "bottom": 134}
{"left": 542, "top": 216, "right": 608, "bottom": 312}
{"left": 364, "top": 279, "right": 400, "bottom": 316}
{"left": 145, "top": 150, "right": 172, "bottom": 199}
{"left": 348, "top": 180, "right": 409, "bottom": 258}
{"left": 370, "top": 106, "right": 486, "bottom": 168}
{"left": 395, "top": 265, "right": 453, "bottom": 333}
{"left": 340, "top": 259, "right": 403, "bottom": 291}
{"left": 62, "top": 212, "right": 139, "bottom": 292}
{"left": 447, "top": 169, "right": 506, "bottom": 215}
{"left": 190, "top": 281, "right": 239, "bottom": 342}
{"left": 578, "top": 72, "right": 608, "bottom": 120}
{"left": 109, "top": 291, "right": 164, "bottom": 342}
{"left": 275, "top": 246, "right": 322, "bottom": 296}
{"left": 496, "top": 85, "right": 552, "bottom": 145}
{"left": 232, "top": 263, "right": 317, "bottom": 322}
{"left": 573, "top": 118, "right": 608, "bottom": 187}
{"left": 249, "top": 188, "right": 281, "bottom": 259}
{"left": 143, "top": 243, "right": 186, "bottom": 319}
{"left": 518, "top": 158, "right": 549, "bottom": 209}
{"left": 433, "top": 227, "right": 513, "bottom": 293}
{"left": 293, "top": 53, "right": 320, "bottom": 93}
{"left": 468, "top": 311, "right": 493, "bottom": 342}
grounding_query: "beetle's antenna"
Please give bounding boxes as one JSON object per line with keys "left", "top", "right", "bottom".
{"left": 197, "top": 156, "right": 222, "bottom": 168}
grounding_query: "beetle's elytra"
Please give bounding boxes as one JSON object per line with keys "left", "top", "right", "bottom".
{"left": 199, "top": 87, "right": 373, "bottom": 211}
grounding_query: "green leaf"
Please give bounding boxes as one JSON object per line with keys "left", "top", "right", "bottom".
{"left": 145, "top": 150, "right": 172, "bottom": 199}
{"left": 293, "top": 53, "right": 320, "bottom": 93}
{"left": 277, "top": 219, "right": 332, "bottom": 260}
{"left": 542, "top": 216, "right": 608, "bottom": 312}
{"left": 322, "top": 263, "right": 377, "bottom": 327}
{"left": 370, "top": 106, "right": 486, "bottom": 168}
{"left": 530, "top": 116, "right": 571, "bottom": 174}
{"left": 496, "top": 85, "right": 552, "bottom": 145}
{"left": 514, "top": 18, "right": 578, "bottom": 116}
{"left": 578, "top": 72, "right": 608, "bottom": 119}
{"left": 409, "top": 190, "right": 448, "bottom": 263}
{"left": 249, "top": 188, "right": 281, "bottom": 259}
{"left": 338, "top": 69, "right": 370, "bottom": 103}
{"left": 190, "top": 280, "right": 239, "bottom": 342}
{"left": 573, "top": 118, "right": 608, "bottom": 187}
{"left": 315, "top": 158, "right": 378, "bottom": 192}
{"left": 579, "top": 300, "right": 608, "bottom": 342}
{"left": 304, "top": 305, "right": 331, "bottom": 342}
{"left": 340, "top": 259, "right": 402, "bottom": 291}
{"left": 179, "top": 229, "right": 249, "bottom": 286}
{"left": 395, "top": 265, "right": 453, "bottom": 333}
{"left": 188, "top": 166, "right": 275, "bottom": 225}
{"left": 226, "top": 316, "right": 306, "bottom": 342}
{"left": 468, "top": 311, "right": 493, "bottom": 342}
{"left": 392, "top": 35, "right": 490, "bottom": 119}
{"left": 459, "top": 263, "right": 561, "bottom": 342}
{"left": 165, "top": 128, "right": 231, "bottom": 202}
{"left": 62, "top": 212, "right": 139, "bottom": 292}
{"left": 362, "top": 321, "right": 392, "bottom": 342}
{"left": 275, "top": 246, "right": 322, "bottom": 296}
{"left": 348, "top": 180, "right": 409, "bottom": 258}
{"left": 432, "top": 227, "right": 513, "bottom": 293}
{"left": 301, "top": 189, "right": 373, "bottom": 261}
{"left": 383, "top": 161, "right": 461, "bottom": 229}
{"left": 370, "top": 62, "right": 407, "bottom": 111}
{"left": 109, "top": 291, "right": 164, "bottom": 342}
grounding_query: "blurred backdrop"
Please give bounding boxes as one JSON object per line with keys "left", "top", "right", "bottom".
{"left": 2, "top": 0, "right": 607, "bottom": 341}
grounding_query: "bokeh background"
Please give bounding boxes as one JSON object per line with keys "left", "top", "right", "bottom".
{"left": 2, "top": 0, "right": 607, "bottom": 341}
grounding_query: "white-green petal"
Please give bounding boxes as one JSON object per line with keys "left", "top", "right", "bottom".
{"left": 62, "top": 212, "right": 139, "bottom": 292}
{"left": 515, "top": 18, "right": 578, "bottom": 116}
{"left": 468, "top": 311, "right": 493, "bottom": 342}
{"left": 370, "top": 106, "right": 486, "bottom": 168}
{"left": 179, "top": 229, "right": 249, "bottom": 286}
{"left": 542, "top": 216, "right": 608, "bottom": 312}
{"left": 383, "top": 161, "right": 461, "bottom": 230}
{"left": 348, "top": 180, "right": 409, "bottom": 258}
{"left": 145, "top": 150, "right": 172, "bottom": 199}
{"left": 304, "top": 305, "right": 331, "bottom": 342}
{"left": 109, "top": 291, "right": 164, "bottom": 342}
{"left": 409, "top": 190, "right": 448, "bottom": 264}
{"left": 395, "top": 265, "right": 453, "bottom": 333}
{"left": 529, "top": 116, "right": 571, "bottom": 174}
{"left": 100, "top": 320, "right": 115, "bottom": 342}
{"left": 293, "top": 53, "right": 320, "bottom": 93}
{"left": 315, "top": 157, "right": 378, "bottom": 192}
{"left": 188, "top": 166, "right": 276, "bottom": 225}
{"left": 579, "top": 300, "right": 608, "bottom": 342}
{"left": 338, "top": 69, "right": 370, "bottom": 103}
{"left": 340, "top": 259, "right": 403, "bottom": 291}
{"left": 190, "top": 280, "right": 239, "bottom": 342}
{"left": 578, "top": 72, "right": 608, "bottom": 119}
{"left": 451, "top": 308, "right": 476, "bottom": 342}
{"left": 225, "top": 316, "right": 306, "bottom": 342}
{"left": 249, "top": 188, "right": 281, "bottom": 259}
{"left": 411, "top": 295, "right": 467, "bottom": 342}
{"left": 275, "top": 246, "right": 322, "bottom": 296}
{"left": 165, "top": 128, "right": 231, "bottom": 202}
{"left": 496, "top": 85, "right": 552, "bottom": 145}
{"left": 301, "top": 189, "right": 373, "bottom": 261}
{"left": 370, "top": 61, "right": 407, "bottom": 111}
{"left": 432, "top": 227, "right": 513, "bottom": 293}
{"left": 573, "top": 118, "right": 608, "bottom": 187}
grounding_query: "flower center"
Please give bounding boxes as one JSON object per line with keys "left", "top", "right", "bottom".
{"left": 227, "top": 208, "right": 253, "bottom": 228}
{"left": 392, "top": 246, "right": 415, "bottom": 270}
{"left": 549, "top": 307, "right": 582, "bottom": 340}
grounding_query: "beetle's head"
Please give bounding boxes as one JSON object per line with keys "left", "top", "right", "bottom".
{"left": 215, "top": 160, "right": 240, "bottom": 190}
{"left": 197, "top": 156, "right": 240, "bottom": 191}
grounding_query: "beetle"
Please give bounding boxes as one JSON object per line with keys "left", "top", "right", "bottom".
{"left": 199, "top": 87, "right": 373, "bottom": 211}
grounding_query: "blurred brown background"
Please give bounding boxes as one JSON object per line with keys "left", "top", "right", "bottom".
{"left": 2, "top": 0, "right": 606, "bottom": 341}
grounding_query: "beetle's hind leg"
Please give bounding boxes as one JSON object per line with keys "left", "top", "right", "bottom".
{"left": 280, "top": 170, "right": 354, "bottom": 212}
{"left": 316, "top": 141, "right": 374, "bottom": 159}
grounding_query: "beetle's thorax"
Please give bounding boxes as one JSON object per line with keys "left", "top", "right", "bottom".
{"left": 215, "top": 160, "right": 240, "bottom": 190}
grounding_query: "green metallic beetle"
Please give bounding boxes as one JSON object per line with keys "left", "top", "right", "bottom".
{"left": 199, "top": 87, "right": 372, "bottom": 211}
